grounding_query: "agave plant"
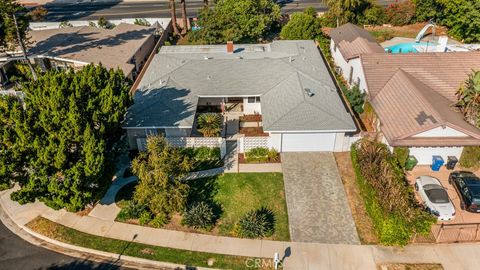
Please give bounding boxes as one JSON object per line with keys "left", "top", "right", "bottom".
{"left": 456, "top": 70, "right": 480, "bottom": 127}
{"left": 197, "top": 113, "right": 222, "bottom": 137}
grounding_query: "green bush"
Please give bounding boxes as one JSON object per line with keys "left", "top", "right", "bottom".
{"left": 245, "top": 147, "right": 269, "bottom": 162}
{"left": 459, "top": 146, "right": 480, "bottom": 169}
{"left": 362, "top": 5, "right": 386, "bottom": 25}
{"left": 183, "top": 147, "right": 222, "bottom": 171}
{"left": 234, "top": 207, "right": 275, "bottom": 239}
{"left": 393, "top": 147, "right": 409, "bottom": 169}
{"left": 344, "top": 84, "right": 366, "bottom": 114}
{"left": 117, "top": 200, "right": 146, "bottom": 221}
{"left": 280, "top": 8, "right": 323, "bottom": 40}
{"left": 149, "top": 213, "right": 168, "bottom": 228}
{"left": 139, "top": 211, "right": 153, "bottom": 225}
{"left": 182, "top": 201, "right": 215, "bottom": 230}
{"left": 384, "top": 0, "right": 416, "bottom": 26}
{"left": 351, "top": 141, "right": 435, "bottom": 246}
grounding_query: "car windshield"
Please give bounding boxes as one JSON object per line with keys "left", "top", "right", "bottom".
{"left": 425, "top": 188, "right": 449, "bottom": 204}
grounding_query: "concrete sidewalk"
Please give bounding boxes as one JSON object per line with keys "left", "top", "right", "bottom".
{"left": 3, "top": 187, "right": 480, "bottom": 269}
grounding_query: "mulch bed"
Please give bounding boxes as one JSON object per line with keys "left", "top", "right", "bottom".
{"left": 238, "top": 153, "right": 281, "bottom": 164}
{"left": 239, "top": 127, "right": 269, "bottom": 137}
{"left": 239, "top": 114, "right": 262, "bottom": 122}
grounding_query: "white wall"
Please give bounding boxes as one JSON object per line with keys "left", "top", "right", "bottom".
{"left": 409, "top": 147, "right": 463, "bottom": 165}
{"left": 330, "top": 40, "right": 368, "bottom": 92}
{"left": 413, "top": 126, "right": 468, "bottom": 137}
{"left": 243, "top": 97, "right": 261, "bottom": 114}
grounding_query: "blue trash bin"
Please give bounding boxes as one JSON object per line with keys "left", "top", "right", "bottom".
{"left": 431, "top": 156, "right": 444, "bottom": 171}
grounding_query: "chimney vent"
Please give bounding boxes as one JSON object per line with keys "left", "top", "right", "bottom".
{"left": 227, "top": 41, "right": 234, "bottom": 53}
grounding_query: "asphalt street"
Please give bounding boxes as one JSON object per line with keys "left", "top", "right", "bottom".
{"left": 0, "top": 219, "right": 126, "bottom": 270}
{"left": 43, "top": 0, "right": 326, "bottom": 21}
{"left": 42, "top": 0, "right": 400, "bottom": 22}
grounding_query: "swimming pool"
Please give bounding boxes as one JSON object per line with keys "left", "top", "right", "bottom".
{"left": 385, "top": 42, "right": 432, "bottom": 53}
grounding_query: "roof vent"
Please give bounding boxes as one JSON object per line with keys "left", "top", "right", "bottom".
{"left": 203, "top": 55, "right": 212, "bottom": 60}
{"left": 304, "top": 88, "right": 314, "bottom": 97}
{"left": 415, "top": 111, "right": 437, "bottom": 126}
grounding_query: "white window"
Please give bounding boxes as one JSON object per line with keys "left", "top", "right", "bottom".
{"left": 248, "top": 96, "right": 261, "bottom": 103}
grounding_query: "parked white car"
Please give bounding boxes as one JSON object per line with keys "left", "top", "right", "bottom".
{"left": 415, "top": 176, "right": 456, "bottom": 221}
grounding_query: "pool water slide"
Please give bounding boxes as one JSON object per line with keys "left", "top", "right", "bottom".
{"left": 415, "top": 21, "right": 436, "bottom": 42}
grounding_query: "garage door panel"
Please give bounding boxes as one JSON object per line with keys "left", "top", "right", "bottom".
{"left": 282, "top": 133, "right": 335, "bottom": 152}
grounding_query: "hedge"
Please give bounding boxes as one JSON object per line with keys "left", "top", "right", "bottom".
{"left": 350, "top": 143, "right": 435, "bottom": 246}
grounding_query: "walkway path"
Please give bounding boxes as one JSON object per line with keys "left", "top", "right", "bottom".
{"left": 2, "top": 186, "right": 480, "bottom": 269}
{"left": 282, "top": 152, "right": 360, "bottom": 244}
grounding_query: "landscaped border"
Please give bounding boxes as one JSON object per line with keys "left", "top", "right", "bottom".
{"left": 27, "top": 216, "right": 273, "bottom": 270}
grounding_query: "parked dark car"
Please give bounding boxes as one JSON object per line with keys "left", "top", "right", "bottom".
{"left": 449, "top": 171, "right": 480, "bottom": 212}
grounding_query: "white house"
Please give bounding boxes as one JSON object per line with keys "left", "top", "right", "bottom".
{"left": 123, "top": 40, "right": 357, "bottom": 152}
{"left": 360, "top": 52, "right": 480, "bottom": 164}
{"left": 329, "top": 23, "right": 384, "bottom": 91}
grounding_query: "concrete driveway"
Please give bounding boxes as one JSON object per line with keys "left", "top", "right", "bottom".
{"left": 282, "top": 152, "right": 360, "bottom": 244}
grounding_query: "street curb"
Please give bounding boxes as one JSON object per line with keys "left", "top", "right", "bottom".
{"left": 0, "top": 193, "right": 219, "bottom": 270}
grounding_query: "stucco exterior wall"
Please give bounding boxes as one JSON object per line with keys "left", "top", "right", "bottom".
{"left": 243, "top": 97, "right": 262, "bottom": 114}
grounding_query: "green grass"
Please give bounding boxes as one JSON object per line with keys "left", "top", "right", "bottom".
{"left": 27, "top": 217, "right": 272, "bottom": 270}
{"left": 189, "top": 173, "right": 290, "bottom": 241}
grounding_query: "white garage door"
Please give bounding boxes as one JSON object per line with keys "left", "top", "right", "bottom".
{"left": 409, "top": 147, "right": 463, "bottom": 165}
{"left": 281, "top": 133, "right": 336, "bottom": 152}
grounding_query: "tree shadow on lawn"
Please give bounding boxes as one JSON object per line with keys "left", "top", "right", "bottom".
{"left": 187, "top": 177, "right": 223, "bottom": 222}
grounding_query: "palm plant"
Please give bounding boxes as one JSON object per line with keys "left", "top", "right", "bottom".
{"left": 180, "top": 0, "right": 188, "bottom": 35}
{"left": 197, "top": 113, "right": 222, "bottom": 137}
{"left": 169, "top": 0, "right": 180, "bottom": 35}
{"left": 456, "top": 70, "right": 480, "bottom": 127}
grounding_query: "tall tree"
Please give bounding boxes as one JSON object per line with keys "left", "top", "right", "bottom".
{"left": 190, "top": 0, "right": 281, "bottom": 44}
{"left": 323, "top": 0, "right": 370, "bottom": 26}
{"left": 132, "top": 136, "right": 192, "bottom": 220}
{"left": 0, "top": 0, "right": 37, "bottom": 80}
{"left": 8, "top": 64, "right": 131, "bottom": 211}
{"left": 180, "top": 0, "right": 188, "bottom": 35}
{"left": 280, "top": 7, "right": 323, "bottom": 40}
{"left": 456, "top": 70, "right": 480, "bottom": 127}
{"left": 170, "top": 0, "right": 181, "bottom": 35}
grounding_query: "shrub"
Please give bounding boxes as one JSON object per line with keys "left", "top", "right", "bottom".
{"left": 385, "top": 0, "right": 416, "bottom": 26}
{"left": 183, "top": 147, "right": 222, "bottom": 171}
{"left": 182, "top": 201, "right": 215, "bottom": 230}
{"left": 351, "top": 139, "right": 436, "bottom": 246}
{"left": 393, "top": 147, "right": 409, "bottom": 169}
{"left": 139, "top": 210, "right": 153, "bottom": 225}
{"left": 459, "top": 146, "right": 480, "bottom": 169}
{"left": 234, "top": 207, "right": 275, "bottom": 239}
{"left": 197, "top": 113, "right": 223, "bottom": 137}
{"left": 362, "top": 5, "right": 386, "bottom": 25}
{"left": 150, "top": 213, "right": 168, "bottom": 228}
{"left": 59, "top": 21, "right": 73, "bottom": 28}
{"left": 117, "top": 200, "right": 146, "bottom": 221}
{"left": 245, "top": 147, "right": 272, "bottom": 162}
{"left": 344, "top": 84, "right": 366, "bottom": 114}
{"left": 280, "top": 8, "right": 323, "bottom": 40}
{"left": 368, "top": 29, "right": 394, "bottom": 43}
{"left": 134, "top": 18, "right": 151, "bottom": 26}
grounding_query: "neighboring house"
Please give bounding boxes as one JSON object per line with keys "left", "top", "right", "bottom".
{"left": 27, "top": 23, "right": 157, "bottom": 80}
{"left": 329, "top": 23, "right": 385, "bottom": 91}
{"left": 361, "top": 52, "right": 480, "bottom": 164}
{"left": 123, "top": 40, "right": 357, "bottom": 152}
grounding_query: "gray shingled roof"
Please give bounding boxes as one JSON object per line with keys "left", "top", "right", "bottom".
{"left": 124, "top": 40, "right": 355, "bottom": 132}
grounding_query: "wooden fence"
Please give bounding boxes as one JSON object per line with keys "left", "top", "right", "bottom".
{"left": 413, "top": 223, "right": 480, "bottom": 243}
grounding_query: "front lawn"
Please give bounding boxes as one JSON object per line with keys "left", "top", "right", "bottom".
{"left": 189, "top": 173, "right": 290, "bottom": 241}
{"left": 116, "top": 173, "right": 290, "bottom": 241}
